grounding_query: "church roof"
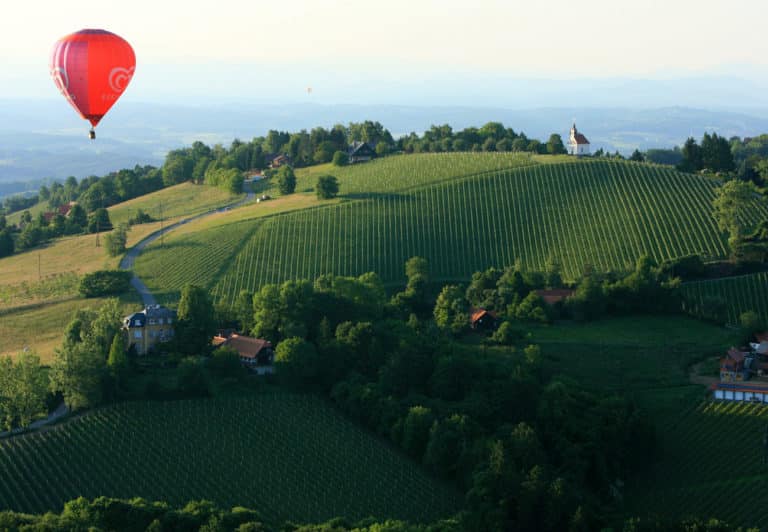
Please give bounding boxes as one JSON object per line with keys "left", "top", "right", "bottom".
{"left": 573, "top": 133, "right": 589, "bottom": 145}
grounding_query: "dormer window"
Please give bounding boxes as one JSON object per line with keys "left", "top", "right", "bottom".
{"left": 135, "top": 320, "right": 142, "bottom": 327}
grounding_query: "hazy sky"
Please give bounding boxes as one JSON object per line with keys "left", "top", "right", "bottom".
{"left": 2, "top": 0, "right": 767, "bottom": 104}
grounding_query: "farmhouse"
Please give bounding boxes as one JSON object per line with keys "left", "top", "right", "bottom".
{"left": 348, "top": 141, "right": 376, "bottom": 164}
{"left": 713, "top": 332, "right": 768, "bottom": 402}
{"left": 122, "top": 305, "right": 176, "bottom": 355}
{"left": 568, "top": 123, "right": 590, "bottom": 156}
{"left": 267, "top": 153, "right": 291, "bottom": 169}
{"left": 470, "top": 308, "right": 499, "bottom": 331}
{"left": 212, "top": 332, "right": 274, "bottom": 372}
{"left": 43, "top": 201, "right": 75, "bottom": 223}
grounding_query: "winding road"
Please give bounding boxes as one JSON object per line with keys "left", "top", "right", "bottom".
{"left": 120, "top": 180, "right": 255, "bottom": 306}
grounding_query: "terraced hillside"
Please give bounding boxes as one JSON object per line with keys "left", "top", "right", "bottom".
{"left": 134, "top": 155, "right": 768, "bottom": 305}
{"left": 682, "top": 271, "right": 768, "bottom": 325}
{"left": 0, "top": 394, "right": 460, "bottom": 524}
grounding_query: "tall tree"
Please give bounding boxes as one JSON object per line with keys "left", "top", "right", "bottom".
{"left": 176, "top": 284, "right": 216, "bottom": 355}
{"left": 49, "top": 340, "right": 105, "bottom": 411}
{"left": 277, "top": 166, "right": 297, "bottom": 195}
{"left": 713, "top": 180, "right": 761, "bottom": 259}
{"left": 546, "top": 134, "right": 567, "bottom": 155}
{"left": 104, "top": 225, "right": 128, "bottom": 257}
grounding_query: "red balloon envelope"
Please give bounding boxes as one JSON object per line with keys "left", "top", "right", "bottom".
{"left": 50, "top": 29, "right": 135, "bottom": 129}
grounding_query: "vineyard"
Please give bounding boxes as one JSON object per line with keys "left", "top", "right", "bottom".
{"left": 0, "top": 394, "right": 460, "bottom": 524}
{"left": 627, "top": 400, "right": 768, "bottom": 528}
{"left": 682, "top": 271, "right": 768, "bottom": 325}
{"left": 133, "top": 158, "right": 768, "bottom": 305}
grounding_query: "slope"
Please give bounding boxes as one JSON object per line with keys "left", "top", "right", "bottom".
{"left": 134, "top": 156, "right": 768, "bottom": 305}
{"left": 0, "top": 393, "right": 460, "bottom": 525}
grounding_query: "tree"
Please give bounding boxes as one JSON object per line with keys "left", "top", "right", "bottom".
{"left": 433, "top": 285, "right": 469, "bottom": 335}
{"left": 315, "top": 175, "right": 339, "bottom": 200}
{"left": 107, "top": 332, "right": 129, "bottom": 383}
{"left": 177, "top": 357, "right": 209, "bottom": 396}
{"left": 234, "top": 290, "right": 254, "bottom": 333}
{"left": 677, "top": 137, "right": 703, "bottom": 172}
{"left": 740, "top": 311, "right": 765, "bottom": 344}
{"left": 87, "top": 208, "right": 112, "bottom": 233}
{"left": 274, "top": 337, "right": 319, "bottom": 387}
{"left": 401, "top": 405, "right": 434, "bottom": 459}
{"left": 332, "top": 150, "right": 349, "bottom": 166}
{"left": 67, "top": 204, "right": 88, "bottom": 232}
{"left": 104, "top": 224, "right": 128, "bottom": 257}
{"left": 49, "top": 340, "right": 106, "bottom": 411}
{"left": 0, "top": 352, "right": 48, "bottom": 430}
{"left": 629, "top": 149, "right": 644, "bottom": 162}
{"left": 176, "top": 284, "right": 216, "bottom": 355}
{"left": 0, "top": 228, "right": 13, "bottom": 258}
{"left": 547, "top": 134, "right": 567, "bottom": 155}
{"left": 713, "top": 180, "right": 760, "bottom": 259}
{"left": 277, "top": 165, "right": 296, "bottom": 195}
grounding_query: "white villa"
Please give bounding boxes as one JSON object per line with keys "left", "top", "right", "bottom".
{"left": 568, "top": 123, "right": 590, "bottom": 156}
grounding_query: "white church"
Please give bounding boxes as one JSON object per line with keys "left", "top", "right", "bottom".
{"left": 568, "top": 123, "right": 590, "bottom": 156}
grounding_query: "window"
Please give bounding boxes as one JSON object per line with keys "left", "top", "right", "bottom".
{"left": 158, "top": 318, "right": 164, "bottom": 325}
{"left": 135, "top": 320, "right": 142, "bottom": 327}
{"left": 149, "top": 319, "right": 156, "bottom": 325}
{"left": 134, "top": 331, "right": 142, "bottom": 339}
{"left": 167, "top": 318, "right": 173, "bottom": 324}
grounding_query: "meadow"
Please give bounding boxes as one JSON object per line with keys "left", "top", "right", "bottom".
{"left": 0, "top": 393, "right": 460, "bottom": 525}
{"left": 681, "top": 271, "right": 768, "bottom": 325}
{"left": 134, "top": 158, "right": 765, "bottom": 305}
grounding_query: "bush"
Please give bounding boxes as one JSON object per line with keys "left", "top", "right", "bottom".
{"left": 332, "top": 151, "right": 349, "bottom": 166}
{"left": 79, "top": 270, "right": 132, "bottom": 297}
{"left": 128, "top": 209, "right": 155, "bottom": 226}
{"left": 277, "top": 166, "right": 296, "bottom": 195}
{"left": 104, "top": 225, "right": 128, "bottom": 257}
{"left": 316, "top": 175, "right": 339, "bottom": 200}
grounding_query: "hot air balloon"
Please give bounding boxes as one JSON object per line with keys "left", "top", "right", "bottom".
{"left": 50, "top": 29, "right": 136, "bottom": 139}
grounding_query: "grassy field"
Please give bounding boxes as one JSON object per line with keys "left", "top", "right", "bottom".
{"left": 135, "top": 157, "right": 768, "bottom": 305}
{"left": 108, "top": 182, "right": 243, "bottom": 225}
{"left": 0, "top": 393, "right": 460, "bottom": 524}
{"left": 681, "top": 271, "right": 768, "bottom": 325}
{"left": 529, "top": 315, "right": 736, "bottom": 392}
{"left": 0, "top": 293, "right": 141, "bottom": 363}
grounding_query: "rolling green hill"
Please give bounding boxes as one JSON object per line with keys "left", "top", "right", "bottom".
{"left": 134, "top": 155, "right": 768, "bottom": 305}
{"left": 0, "top": 393, "right": 460, "bottom": 524}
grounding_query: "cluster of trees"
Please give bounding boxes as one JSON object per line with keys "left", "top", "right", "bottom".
{"left": 228, "top": 259, "right": 657, "bottom": 530}
{"left": 78, "top": 270, "right": 132, "bottom": 298}
{"left": 0, "top": 496, "right": 744, "bottom": 531}
{"left": 161, "top": 121, "right": 394, "bottom": 184}
{"left": 712, "top": 180, "right": 768, "bottom": 261}
{"left": 0, "top": 193, "right": 37, "bottom": 215}
{"left": 677, "top": 133, "right": 735, "bottom": 174}
{"left": 0, "top": 351, "right": 49, "bottom": 431}
{"left": 396, "top": 122, "right": 568, "bottom": 155}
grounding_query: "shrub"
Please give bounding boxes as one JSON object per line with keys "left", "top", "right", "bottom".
{"left": 79, "top": 270, "right": 132, "bottom": 297}
{"left": 332, "top": 151, "right": 349, "bottom": 166}
{"left": 316, "top": 175, "right": 339, "bottom": 200}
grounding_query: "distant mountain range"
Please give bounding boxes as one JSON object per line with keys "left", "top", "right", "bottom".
{"left": 2, "top": 97, "right": 768, "bottom": 197}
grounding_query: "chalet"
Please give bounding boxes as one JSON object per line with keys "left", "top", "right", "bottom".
{"left": 122, "top": 305, "right": 176, "bottom": 355}
{"left": 568, "top": 123, "right": 590, "bottom": 156}
{"left": 348, "top": 141, "right": 376, "bottom": 164}
{"left": 470, "top": 308, "right": 499, "bottom": 332}
{"left": 534, "top": 289, "right": 574, "bottom": 305}
{"left": 267, "top": 153, "right": 291, "bottom": 169}
{"left": 212, "top": 332, "right": 274, "bottom": 372}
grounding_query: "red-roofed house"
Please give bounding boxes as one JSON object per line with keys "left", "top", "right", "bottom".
{"left": 470, "top": 308, "right": 499, "bottom": 332}
{"left": 568, "top": 123, "right": 590, "bottom": 156}
{"left": 213, "top": 333, "right": 274, "bottom": 370}
{"left": 42, "top": 202, "right": 75, "bottom": 223}
{"left": 534, "top": 289, "right": 574, "bottom": 306}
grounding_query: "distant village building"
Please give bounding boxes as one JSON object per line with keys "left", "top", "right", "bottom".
{"left": 122, "top": 305, "right": 176, "bottom": 355}
{"left": 534, "top": 289, "right": 575, "bottom": 306}
{"left": 568, "top": 123, "right": 590, "bottom": 156}
{"left": 43, "top": 201, "right": 75, "bottom": 223}
{"left": 212, "top": 332, "right": 274, "bottom": 373}
{"left": 348, "top": 141, "right": 376, "bottom": 164}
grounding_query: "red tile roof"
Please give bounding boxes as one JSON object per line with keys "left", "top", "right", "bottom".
{"left": 573, "top": 133, "right": 590, "bottom": 145}
{"left": 470, "top": 308, "right": 497, "bottom": 324}
{"left": 213, "top": 333, "right": 272, "bottom": 359}
{"left": 534, "top": 289, "right": 574, "bottom": 305}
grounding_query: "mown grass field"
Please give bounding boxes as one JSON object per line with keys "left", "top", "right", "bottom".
{"left": 0, "top": 393, "right": 460, "bottom": 524}
{"left": 135, "top": 156, "right": 768, "bottom": 305}
{"left": 682, "top": 271, "right": 768, "bottom": 325}
{"left": 108, "top": 182, "right": 242, "bottom": 225}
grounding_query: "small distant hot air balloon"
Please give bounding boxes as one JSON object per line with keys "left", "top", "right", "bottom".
{"left": 50, "top": 29, "right": 136, "bottom": 139}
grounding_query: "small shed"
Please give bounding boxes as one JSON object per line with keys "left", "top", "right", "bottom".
{"left": 470, "top": 308, "right": 499, "bottom": 332}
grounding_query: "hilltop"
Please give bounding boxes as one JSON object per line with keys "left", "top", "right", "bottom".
{"left": 133, "top": 154, "right": 767, "bottom": 305}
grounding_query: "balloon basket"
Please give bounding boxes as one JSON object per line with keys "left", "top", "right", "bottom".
{"left": 89, "top": 129, "right": 96, "bottom": 140}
